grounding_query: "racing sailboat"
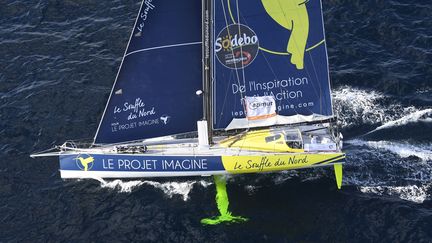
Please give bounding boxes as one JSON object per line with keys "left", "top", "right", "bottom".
{"left": 32, "top": 0, "right": 345, "bottom": 204}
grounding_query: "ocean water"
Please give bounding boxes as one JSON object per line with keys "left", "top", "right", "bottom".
{"left": 1, "top": 0, "right": 432, "bottom": 242}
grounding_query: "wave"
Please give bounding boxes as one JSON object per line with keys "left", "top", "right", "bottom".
{"left": 333, "top": 86, "right": 419, "bottom": 128}
{"left": 345, "top": 139, "right": 432, "bottom": 203}
{"left": 360, "top": 184, "right": 431, "bottom": 204}
{"left": 370, "top": 108, "right": 432, "bottom": 132}
{"left": 346, "top": 139, "right": 432, "bottom": 162}
{"left": 333, "top": 86, "right": 388, "bottom": 127}
{"left": 95, "top": 178, "right": 212, "bottom": 201}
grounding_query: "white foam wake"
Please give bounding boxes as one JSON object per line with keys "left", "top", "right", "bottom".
{"left": 347, "top": 139, "right": 432, "bottom": 162}
{"left": 333, "top": 86, "right": 418, "bottom": 128}
{"left": 360, "top": 184, "right": 431, "bottom": 204}
{"left": 142, "top": 180, "right": 212, "bottom": 201}
{"left": 333, "top": 86, "right": 432, "bottom": 203}
{"left": 333, "top": 87, "right": 391, "bottom": 127}
{"left": 372, "top": 108, "right": 432, "bottom": 131}
{"left": 99, "top": 179, "right": 145, "bottom": 193}
{"left": 346, "top": 139, "right": 432, "bottom": 203}
{"left": 95, "top": 178, "right": 212, "bottom": 201}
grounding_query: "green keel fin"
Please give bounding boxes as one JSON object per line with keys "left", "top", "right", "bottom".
{"left": 201, "top": 175, "right": 248, "bottom": 225}
{"left": 334, "top": 163, "right": 343, "bottom": 190}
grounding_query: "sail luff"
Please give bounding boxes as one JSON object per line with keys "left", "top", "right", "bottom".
{"left": 93, "top": 0, "right": 146, "bottom": 145}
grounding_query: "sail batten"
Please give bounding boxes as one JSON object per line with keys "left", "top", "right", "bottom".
{"left": 94, "top": 0, "right": 203, "bottom": 144}
{"left": 124, "top": 41, "right": 202, "bottom": 57}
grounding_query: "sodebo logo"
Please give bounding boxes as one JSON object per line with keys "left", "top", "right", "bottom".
{"left": 215, "top": 24, "right": 259, "bottom": 69}
{"left": 215, "top": 33, "right": 258, "bottom": 52}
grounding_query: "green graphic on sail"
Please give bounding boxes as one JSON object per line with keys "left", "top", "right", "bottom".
{"left": 261, "top": 0, "right": 310, "bottom": 69}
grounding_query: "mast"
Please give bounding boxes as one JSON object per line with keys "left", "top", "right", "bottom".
{"left": 202, "top": 0, "right": 213, "bottom": 144}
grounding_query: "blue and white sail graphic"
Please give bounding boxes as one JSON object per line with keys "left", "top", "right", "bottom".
{"left": 95, "top": 0, "right": 203, "bottom": 144}
{"left": 213, "top": 0, "right": 334, "bottom": 129}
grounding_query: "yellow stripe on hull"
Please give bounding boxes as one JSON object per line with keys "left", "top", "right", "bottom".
{"left": 221, "top": 153, "right": 345, "bottom": 174}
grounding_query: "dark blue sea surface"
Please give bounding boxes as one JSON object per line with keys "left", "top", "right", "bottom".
{"left": 1, "top": 0, "right": 432, "bottom": 242}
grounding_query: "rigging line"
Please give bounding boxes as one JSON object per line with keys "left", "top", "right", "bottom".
{"left": 218, "top": 0, "right": 237, "bottom": 123}
{"left": 262, "top": 51, "right": 303, "bottom": 115}
{"left": 274, "top": 0, "right": 320, "bottom": 115}
{"left": 216, "top": 71, "right": 236, "bottom": 126}
{"left": 238, "top": 14, "right": 284, "bottom": 111}
{"left": 230, "top": 0, "right": 258, "bottom": 153}
{"left": 31, "top": 146, "right": 62, "bottom": 155}
{"left": 294, "top": 0, "right": 326, "bottom": 113}
{"left": 223, "top": 0, "right": 245, "bottom": 109}
{"left": 125, "top": 42, "right": 202, "bottom": 57}
{"left": 238, "top": 14, "right": 303, "bottom": 116}
{"left": 225, "top": 129, "right": 250, "bottom": 148}
{"left": 235, "top": 0, "right": 251, "bottom": 131}
{"left": 221, "top": 0, "right": 248, "bottom": 119}
{"left": 264, "top": 40, "right": 325, "bottom": 54}
{"left": 221, "top": 0, "right": 247, "bottom": 155}
{"left": 258, "top": 38, "right": 325, "bottom": 55}
{"left": 297, "top": 4, "right": 324, "bottom": 114}
{"left": 304, "top": 37, "right": 325, "bottom": 113}
{"left": 234, "top": 4, "right": 313, "bottom": 121}
{"left": 235, "top": 0, "right": 250, "bottom": 153}
{"left": 235, "top": 0, "right": 247, "bottom": 90}
{"left": 236, "top": 9, "right": 313, "bottom": 138}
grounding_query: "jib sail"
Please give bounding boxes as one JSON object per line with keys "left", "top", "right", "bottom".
{"left": 94, "top": 0, "right": 203, "bottom": 144}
